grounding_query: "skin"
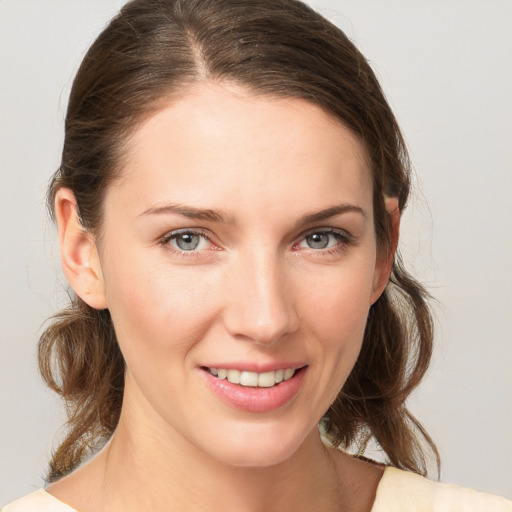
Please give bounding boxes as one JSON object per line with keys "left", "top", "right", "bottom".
{"left": 49, "top": 83, "right": 399, "bottom": 512}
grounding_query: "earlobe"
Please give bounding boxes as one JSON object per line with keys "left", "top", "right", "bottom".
{"left": 370, "top": 196, "right": 400, "bottom": 305}
{"left": 54, "top": 188, "right": 108, "bottom": 309}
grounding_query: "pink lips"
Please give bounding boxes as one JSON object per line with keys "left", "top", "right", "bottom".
{"left": 202, "top": 367, "right": 306, "bottom": 413}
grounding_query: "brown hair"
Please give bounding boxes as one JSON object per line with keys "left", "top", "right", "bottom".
{"left": 39, "top": 0, "right": 438, "bottom": 481}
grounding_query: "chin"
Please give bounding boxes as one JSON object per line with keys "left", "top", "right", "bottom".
{"left": 204, "top": 424, "right": 310, "bottom": 469}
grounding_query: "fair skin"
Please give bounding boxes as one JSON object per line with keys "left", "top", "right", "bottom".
{"left": 49, "top": 84, "right": 399, "bottom": 512}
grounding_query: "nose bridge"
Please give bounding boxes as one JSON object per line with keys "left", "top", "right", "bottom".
{"left": 223, "top": 245, "right": 298, "bottom": 344}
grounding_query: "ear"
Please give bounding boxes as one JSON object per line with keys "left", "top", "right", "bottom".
{"left": 370, "top": 196, "right": 400, "bottom": 305}
{"left": 54, "top": 188, "right": 108, "bottom": 309}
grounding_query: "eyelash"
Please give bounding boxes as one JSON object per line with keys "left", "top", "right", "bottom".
{"left": 158, "top": 227, "right": 354, "bottom": 258}
{"left": 158, "top": 228, "right": 217, "bottom": 259}
{"left": 293, "top": 228, "right": 354, "bottom": 257}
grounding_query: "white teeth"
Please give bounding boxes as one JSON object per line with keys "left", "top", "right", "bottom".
{"left": 208, "top": 367, "right": 297, "bottom": 387}
{"left": 226, "top": 369, "right": 241, "bottom": 384}
{"left": 240, "top": 371, "right": 259, "bottom": 386}
{"left": 284, "top": 368, "right": 295, "bottom": 380}
{"left": 258, "top": 371, "right": 277, "bottom": 388}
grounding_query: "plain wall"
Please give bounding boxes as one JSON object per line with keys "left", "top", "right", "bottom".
{"left": 1, "top": 0, "right": 511, "bottom": 504}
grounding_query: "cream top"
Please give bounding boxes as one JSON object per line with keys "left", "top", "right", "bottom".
{"left": 371, "top": 467, "right": 512, "bottom": 512}
{"left": 2, "top": 467, "right": 511, "bottom": 511}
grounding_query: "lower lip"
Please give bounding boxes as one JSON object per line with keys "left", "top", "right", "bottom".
{"left": 201, "top": 368, "right": 306, "bottom": 413}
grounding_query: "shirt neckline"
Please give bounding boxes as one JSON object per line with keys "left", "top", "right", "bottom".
{"left": 41, "top": 466, "right": 395, "bottom": 512}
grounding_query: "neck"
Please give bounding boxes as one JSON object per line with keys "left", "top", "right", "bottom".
{"left": 101, "top": 412, "right": 346, "bottom": 512}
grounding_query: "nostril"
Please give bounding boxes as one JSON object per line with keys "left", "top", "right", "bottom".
{"left": 222, "top": 261, "right": 299, "bottom": 343}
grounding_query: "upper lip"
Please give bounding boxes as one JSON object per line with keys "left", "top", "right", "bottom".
{"left": 200, "top": 362, "right": 307, "bottom": 373}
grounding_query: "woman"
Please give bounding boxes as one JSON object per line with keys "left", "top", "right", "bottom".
{"left": 2, "top": 0, "right": 510, "bottom": 510}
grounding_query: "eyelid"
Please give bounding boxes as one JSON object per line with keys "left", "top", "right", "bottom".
{"left": 296, "top": 226, "right": 353, "bottom": 243}
{"left": 160, "top": 227, "right": 211, "bottom": 242}
{"left": 159, "top": 227, "right": 220, "bottom": 255}
{"left": 292, "top": 227, "right": 355, "bottom": 255}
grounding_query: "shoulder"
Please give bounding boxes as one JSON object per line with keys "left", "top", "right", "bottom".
{"left": 1, "top": 489, "right": 77, "bottom": 512}
{"left": 372, "top": 467, "right": 512, "bottom": 512}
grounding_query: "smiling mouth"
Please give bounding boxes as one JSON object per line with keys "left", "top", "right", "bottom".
{"left": 206, "top": 367, "right": 298, "bottom": 388}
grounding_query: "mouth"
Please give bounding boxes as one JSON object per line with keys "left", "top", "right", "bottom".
{"left": 206, "top": 367, "right": 298, "bottom": 388}
{"left": 201, "top": 365, "right": 307, "bottom": 413}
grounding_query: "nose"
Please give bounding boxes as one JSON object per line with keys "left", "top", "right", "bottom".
{"left": 222, "top": 251, "right": 299, "bottom": 346}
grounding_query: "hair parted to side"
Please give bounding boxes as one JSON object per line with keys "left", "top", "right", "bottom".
{"left": 39, "top": 0, "right": 439, "bottom": 481}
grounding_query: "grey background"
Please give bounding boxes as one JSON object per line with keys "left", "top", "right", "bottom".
{"left": 1, "top": 0, "right": 511, "bottom": 504}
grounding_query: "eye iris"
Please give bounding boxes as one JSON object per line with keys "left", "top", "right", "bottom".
{"left": 306, "top": 233, "right": 330, "bottom": 249}
{"left": 176, "top": 233, "right": 200, "bottom": 250}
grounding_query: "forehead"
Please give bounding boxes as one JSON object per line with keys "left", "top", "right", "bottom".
{"left": 111, "top": 83, "right": 373, "bottom": 221}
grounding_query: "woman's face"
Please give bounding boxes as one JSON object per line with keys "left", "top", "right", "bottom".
{"left": 94, "top": 84, "right": 388, "bottom": 467}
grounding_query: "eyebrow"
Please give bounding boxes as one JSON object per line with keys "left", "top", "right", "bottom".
{"left": 296, "top": 203, "right": 367, "bottom": 227}
{"left": 140, "top": 203, "right": 233, "bottom": 224}
{"left": 140, "top": 202, "right": 366, "bottom": 226}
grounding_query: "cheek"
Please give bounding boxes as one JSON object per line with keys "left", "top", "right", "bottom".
{"left": 102, "top": 254, "right": 221, "bottom": 361}
{"left": 298, "top": 260, "right": 375, "bottom": 342}
{"left": 297, "top": 257, "right": 376, "bottom": 400}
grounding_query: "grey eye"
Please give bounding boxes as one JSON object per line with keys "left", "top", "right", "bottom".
{"left": 305, "top": 232, "right": 331, "bottom": 249}
{"left": 174, "top": 233, "right": 201, "bottom": 251}
{"left": 163, "top": 230, "right": 213, "bottom": 254}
